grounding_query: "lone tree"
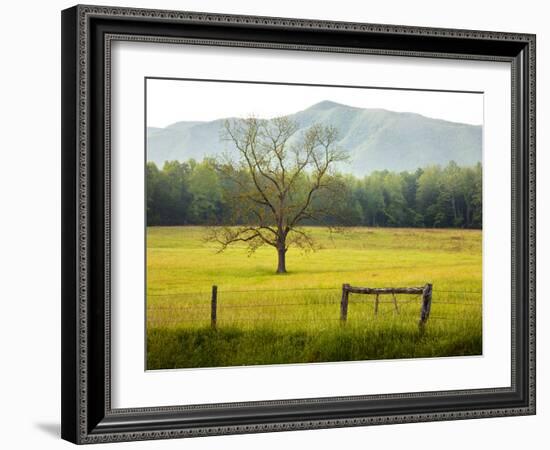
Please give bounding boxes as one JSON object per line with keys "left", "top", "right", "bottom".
{"left": 208, "top": 116, "right": 348, "bottom": 273}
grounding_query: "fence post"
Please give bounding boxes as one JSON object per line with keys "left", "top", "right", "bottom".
{"left": 340, "top": 284, "right": 349, "bottom": 324}
{"left": 419, "top": 283, "right": 433, "bottom": 329}
{"left": 211, "top": 285, "right": 217, "bottom": 330}
{"left": 391, "top": 292, "right": 399, "bottom": 313}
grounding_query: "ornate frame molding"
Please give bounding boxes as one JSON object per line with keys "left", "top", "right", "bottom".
{"left": 61, "top": 5, "right": 536, "bottom": 444}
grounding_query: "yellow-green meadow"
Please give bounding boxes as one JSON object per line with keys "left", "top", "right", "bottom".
{"left": 147, "top": 226, "right": 482, "bottom": 369}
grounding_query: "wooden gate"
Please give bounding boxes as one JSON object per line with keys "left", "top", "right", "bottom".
{"left": 340, "top": 283, "right": 433, "bottom": 329}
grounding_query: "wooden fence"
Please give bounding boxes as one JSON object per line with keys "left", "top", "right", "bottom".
{"left": 340, "top": 283, "right": 433, "bottom": 328}
{"left": 206, "top": 283, "right": 432, "bottom": 330}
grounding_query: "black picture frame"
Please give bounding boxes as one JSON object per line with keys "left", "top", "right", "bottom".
{"left": 61, "top": 4, "right": 536, "bottom": 444}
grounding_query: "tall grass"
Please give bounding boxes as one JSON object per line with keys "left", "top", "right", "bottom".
{"left": 147, "top": 226, "right": 482, "bottom": 369}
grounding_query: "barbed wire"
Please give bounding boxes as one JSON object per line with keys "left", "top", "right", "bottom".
{"left": 148, "top": 288, "right": 482, "bottom": 298}
{"left": 148, "top": 317, "right": 344, "bottom": 325}
{"left": 148, "top": 300, "right": 481, "bottom": 311}
{"left": 147, "top": 285, "right": 482, "bottom": 328}
{"left": 434, "top": 290, "right": 482, "bottom": 294}
{"left": 148, "top": 314, "right": 476, "bottom": 325}
{"left": 148, "top": 286, "right": 342, "bottom": 297}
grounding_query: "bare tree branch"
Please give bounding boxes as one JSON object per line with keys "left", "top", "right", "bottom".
{"left": 208, "top": 116, "right": 349, "bottom": 273}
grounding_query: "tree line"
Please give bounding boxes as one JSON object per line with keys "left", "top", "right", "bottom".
{"left": 147, "top": 159, "right": 482, "bottom": 230}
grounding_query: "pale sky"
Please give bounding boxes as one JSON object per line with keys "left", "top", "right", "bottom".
{"left": 146, "top": 78, "right": 483, "bottom": 128}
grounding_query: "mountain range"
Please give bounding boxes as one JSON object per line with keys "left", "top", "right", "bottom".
{"left": 146, "top": 100, "right": 482, "bottom": 175}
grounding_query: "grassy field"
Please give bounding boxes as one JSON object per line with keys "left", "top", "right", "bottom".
{"left": 146, "top": 226, "right": 482, "bottom": 369}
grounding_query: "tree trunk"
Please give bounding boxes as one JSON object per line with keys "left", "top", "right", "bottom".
{"left": 451, "top": 195, "right": 458, "bottom": 222}
{"left": 276, "top": 245, "right": 287, "bottom": 274}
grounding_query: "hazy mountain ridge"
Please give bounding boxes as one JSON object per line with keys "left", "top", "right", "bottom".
{"left": 147, "top": 100, "right": 482, "bottom": 175}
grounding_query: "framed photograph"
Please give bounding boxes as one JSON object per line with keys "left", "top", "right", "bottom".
{"left": 61, "top": 5, "right": 536, "bottom": 444}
